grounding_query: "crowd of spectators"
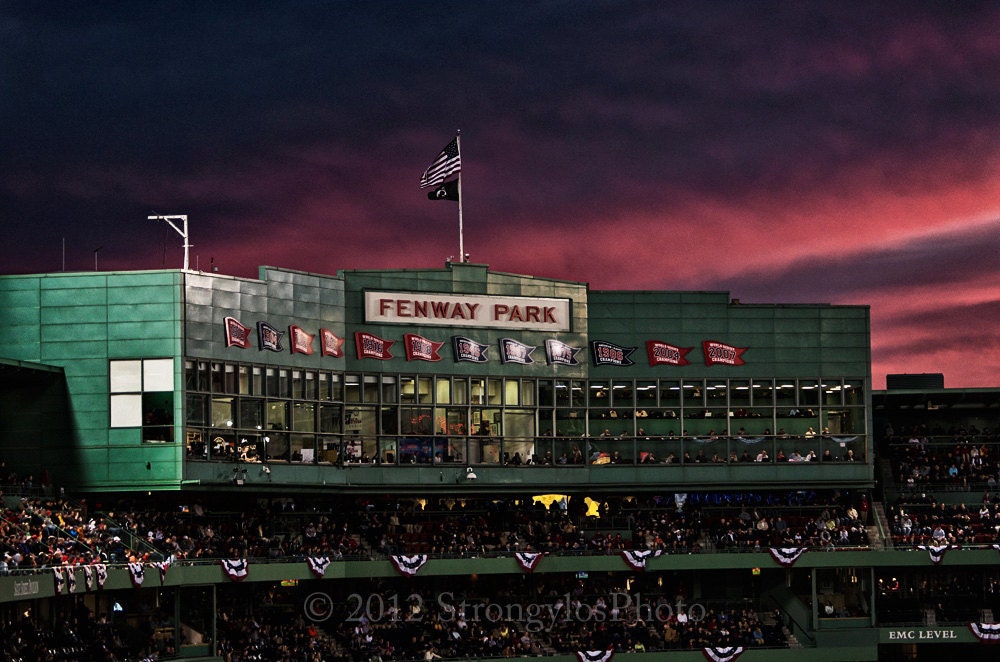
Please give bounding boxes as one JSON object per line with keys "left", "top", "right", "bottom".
{"left": 0, "top": 484, "right": 879, "bottom": 578}
{"left": 887, "top": 423, "right": 1000, "bottom": 493}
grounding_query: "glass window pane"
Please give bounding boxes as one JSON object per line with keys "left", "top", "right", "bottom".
{"left": 520, "top": 380, "right": 535, "bottom": 406}
{"left": 110, "top": 394, "right": 142, "bottom": 427}
{"left": 799, "top": 380, "right": 820, "bottom": 408}
{"left": 238, "top": 366, "right": 251, "bottom": 394}
{"left": 319, "top": 404, "right": 342, "bottom": 433}
{"left": 538, "top": 380, "right": 554, "bottom": 407}
{"left": 110, "top": 360, "right": 141, "bottom": 393}
{"left": 505, "top": 379, "right": 519, "bottom": 406}
{"left": 435, "top": 378, "right": 451, "bottom": 404}
{"left": 267, "top": 401, "right": 288, "bottom": 430}
{"left": 329, "top": 374, "right": 343, "bottom": 401}
{"left": 470, "top": 379, "right": 486, "bottom": 405}
{"left": 186, "top": 394, "right": 206, "bottom": 426}
{"left": 822, "top": 380, "right": 843, "bottom": 406}
{"left": 752, "top": 379, "right": 774, "bottom": 406}
{"left": 265, "top": 368, "right": 279, "bottom": 397}
{"left": 291, "top": 370, "right": 305, "bottom": 399}
{"left": 589, "top": 381, "right": 610, "bottom": 407}
{"left": 211, "top": 397, "right": 234, "bottom": 428}
{"left": 141, "top": 358, "right": 173, "bottom": 392}
{"left": 319, "top": 373, "right": 331, "bottom": 400}
{"left": 729, "top": 380, "right": 751, "bottom": 408}
{"left": 417, "top": 377, "right": 432, "bottom": 404}
{"left": 278, "top": 369, "right": 290, "bottom": 398}
{"left": 211, "top": 363, "right": 225, "bottom": 393}
{"left": 382, "top": 376, "right": 397, "bottom": 403}
{"left": 197, "top": 361, "right": 210, "bottom": 391}
{"left": 399, "top": 376, "right": 416, "bottom": 403}
{"left": 345, "top": 374, "right": 362, "bottom": 402}
{"left": 292, "top": 402, "right": 316, "bottom": 432}
{"left": 251, "top": 366, "right": 263, "bottom": 395}
{"left": 185, "top": 360, "right": 198, "bottom": 391}
{"left": 555, "top": 380, "right": 570, "bottom": 407}
{"left": 659, "top": 380, "right": 681, "bottom": 408}
{"left": 239, "top": 398, "right": 263, "bottom": 430}
{"left": 452, "top": 378, "right": 468, "bottom": 405}
{"left": 365, "top": 375, "right": 380, "bottom": 402}
{"left": 487, "top": 379, "right": 502, "bottom": 405}
{"left": 612, "top": 381, "right": 633, "bottom": 409}
{"left": 844, "top": 379, "right": 864, "bottom": 406}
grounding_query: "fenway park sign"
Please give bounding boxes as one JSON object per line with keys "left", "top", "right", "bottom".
{"left": 365, "top": 291, "right": 571, "bottom": 332}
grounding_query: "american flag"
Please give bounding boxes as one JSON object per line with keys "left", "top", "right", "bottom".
{"left": 419, "top": 137, "right": 461, "bottom": 188}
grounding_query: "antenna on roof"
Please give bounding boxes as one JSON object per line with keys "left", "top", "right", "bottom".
{"left": 148, "top": 214, "right": 191, "bottom": 270}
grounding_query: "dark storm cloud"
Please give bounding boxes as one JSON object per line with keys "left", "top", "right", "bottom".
{"left": 2, "top": 1, "right": 1000, "bottom": 384}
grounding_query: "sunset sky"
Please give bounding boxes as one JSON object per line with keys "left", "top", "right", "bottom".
{"left": 2, "top": 2, "right": 999, "bottom": 388}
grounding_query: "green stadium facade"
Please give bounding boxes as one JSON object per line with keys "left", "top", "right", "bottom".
{"left": 0, "top": 262, "right": 994, "bottom": 661}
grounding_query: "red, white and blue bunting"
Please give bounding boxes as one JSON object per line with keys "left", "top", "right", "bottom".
{"left": 918, "top": 543, "right": 950, "bottom": 565}
{"left": 769, "top": 547, "right": 807, "bottom": 567}
{"left": 574, "top": 649, "right": 614, "bottom": 662}
{"left": 156, "top": 561, "right": 170, "bottom": 585}
{"left": 515, "top": 552, "right": 545, "bottom": 573}
{"left": 128, "top": 562, "right": 146, "bottom": 588}
{"left": 53, "top": 567, "right": 65, "bottom": 594}
{"left": 620, "top": 549, "right": 663, "bottom": 571}
{"left": 307, "top": 556, "right": 331, "bottom": 578}
{"left": 66, "top": 567, "right": 77, "bottom": 593}
{"left": 703, "top": 645, "right": 745, "bottom": 662}
{"left": 390, "top": 554, "right": 429, "bottom": 577}
{"left": 220, "top": 558, "right": 250, "bottom": 581}
{"left": 969, "top": 622, "right": 1000, "bottom": 642}
{"left": 95, "top": 563, "right": 108, "bottom": 589}
{"left": 83, "top": 565, "right": 94, "bottom": 591}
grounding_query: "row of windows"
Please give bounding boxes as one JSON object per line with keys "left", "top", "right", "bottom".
{"left": 184, "top": 360, "right": 866, "bottom": 408}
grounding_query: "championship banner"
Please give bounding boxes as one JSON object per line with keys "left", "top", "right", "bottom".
{"left": 969, "top": 622, "right": 1000, "bottom": 642}
{"left": 390, "top": 554, "right": 428, "bottom": 577}
{"left": 702, "top": 340, "right": 747, "bottom": 366}
{"left": 128, "top": 562, "right": 145, "bottom": 588}
{"left": 919, "top": 543, "right": 950, "bottom": 565}
{"left": 769, "top": 547, "right": 807, "bottom": 567}
{"left": 307, "top": 556, "right": 332, "bottom": 578}
{"left": 703, "top": 646, "right": 744, "bottom": 662}
{"left": 224, "top": 316, "right": 253, "bottom": 349}
{"left": 499, "top": 338, "right": 535, "bottom": 365}
{"left": 545, "top": 339, "right": 581, "bottom": 366}
{"left": 452, "top": 336, "right": 490, "bottom": 363}
{"left": 646, "top": 340, "right": 692, "bottom": 366}
{"left": 257, "top": 321, "right": 284, "bottom": 352}
{"left": 53, "top": 567, "right": 65, "bottom": 594}
{"left": 575, "top": 649, "right": 614, "bottom": 662}
{"left": 591, "top": 340, "right": 636, "bottom": 367}
{"left": 620, "top": 549, "right": 662, "bottom": 571}
{"left": 355, "top": 331, "right": 395, "bottom": 360}
{"left": 514, "top": 552, "right": 546, "bottom": 573}
{"left": 289, "top": 325, "right": 315, "bottom": 355}
{"left": 404, "top": 333, "right": 444, "bottom": 362}
{"left": 320, "top": 328, "right": 345, "bottom": 357}
{"left": 221, "top": 558, "right": 250, "bottom": 581}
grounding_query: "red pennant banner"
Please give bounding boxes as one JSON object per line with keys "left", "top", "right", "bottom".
{"left": 320, "top": 328, "right": 345, "bottom": 357}
{"left": 289, "top": 325, "right": 315, "bottom": 355}
{"left": 224, "top": 316, "right": 252, "bottom": 349}
{"left": 646, "top": 340, "right": 692, "bottom": 366}
{"left": 702, "top": 340, "right": 747, "bottom": 366}
{"left": 404, "top": 333, "right": 444, "bottom": 362}
{"left": 355, "top": 332, "right": 395, "bottom": 360}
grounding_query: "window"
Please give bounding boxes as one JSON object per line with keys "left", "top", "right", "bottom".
{"left": 109, "top": 359, "right": 175, "bottom": 441}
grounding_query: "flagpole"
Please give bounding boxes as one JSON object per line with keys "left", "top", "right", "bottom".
{"left": 456, "top": 131, "right": 465, "bottom": 261}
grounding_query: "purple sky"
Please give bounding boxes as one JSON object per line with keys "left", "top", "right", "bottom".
{"left": 3, "top": 2, "right": 999, "bottom": 387}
